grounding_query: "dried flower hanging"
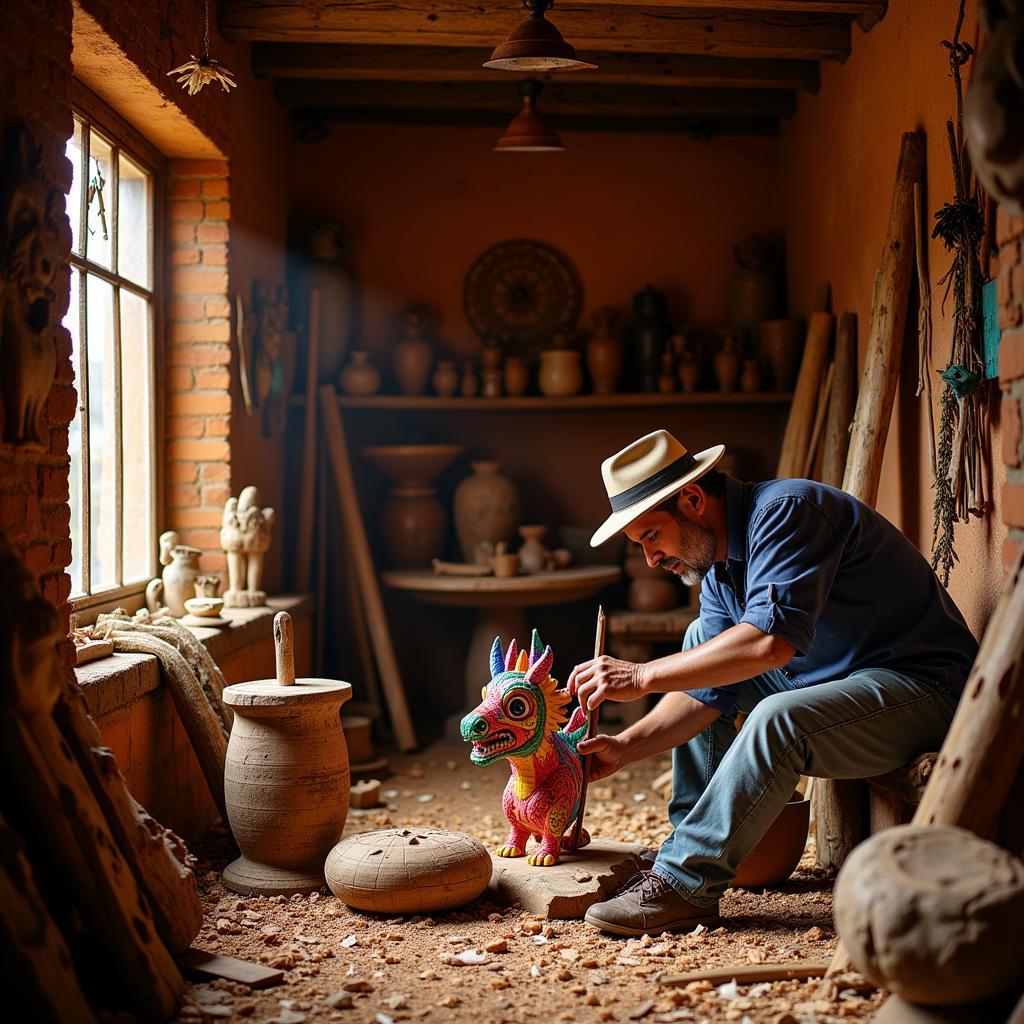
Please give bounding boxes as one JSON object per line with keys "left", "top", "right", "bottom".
{"left": 167, "top": 0, "right": 237, "bottom": 96}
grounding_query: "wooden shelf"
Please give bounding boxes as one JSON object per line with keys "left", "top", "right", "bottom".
{"left": 290, "top": 391, "right": 792, "bottom": 412}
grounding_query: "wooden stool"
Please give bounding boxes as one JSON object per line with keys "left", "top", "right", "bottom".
{"left": 866, "top": 752, "right": 937, "bottom": 832}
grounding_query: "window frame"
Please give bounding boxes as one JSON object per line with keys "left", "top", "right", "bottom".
{"left": 67, "top": 80, "right": 166, "bottom": 619}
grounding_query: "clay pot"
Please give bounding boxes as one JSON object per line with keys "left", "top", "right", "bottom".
{"left": 539, "top": 348, "right": 583, "bottom": 397}
{"left": 339, "top": 351, "right": 381, "bottom": 396}
{"left": 342, "top": 714, "right": 374, "bottom": 765}
{"left": 297, "top": 221, "right": 354, "bottom": 384}
{"left": 391, "top": 306, "right": 436, "bottom": 396}
{"left": 146, "top": 538, "right": 203, "bottom": 617}
{"left": 460, "top": 362, "right": 478, "bottom": 397}
{"left": 453, "top": 461, "right": 521, "bottom": 564}
{"left": 740, "top": 358, "right": 763, "bottom": 394}
{"left": 480, "top": 339, "right": 503, "bottom": 371}
{"left": 222, "top": 676, "right": 353, "bottom": 895}
{"left": 492, "top": 552, "right": 520, "bottom": 577}
{"left": 714, "top": 331, "right": 741, "bottom": 393}
{"left": 625, "top": 548, "right": 679, "bottom": 611}
{"left": 658, "top": 350, "right": 677, "bottom": 393}
{"left": 503, "top": 355, "right": 530, "bottom": 396}
{"left": 363, "top": 444, "right": 463, "bottom": 568}
{"left": 432, "top": 360, "right": 458, "bottom": 397}
{"left": 758, "top": 318, "right": 803, "bottom": 391}
{"left": 481, "top": 367, "right": 503, "bottom": 399}
{"left": 732, "top": 792, "right": 810, "bottom": 888}
{"left": 517, "top": 524, "right": 549, "bottom": 573}
{"left": 677, "top": 352, "right": 700, "bottom": 393}
{"left": 629, "top": 285, "right": 671, "bottom": 393}
{"left": 586, "top": 306, "right": 625, "bottom": 395}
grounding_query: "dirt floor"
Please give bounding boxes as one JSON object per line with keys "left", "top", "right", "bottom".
{"left": 180, "top": 743, "right": 884, "bottom": 1024}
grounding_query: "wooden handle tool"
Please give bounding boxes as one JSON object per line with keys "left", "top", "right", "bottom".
{"left": 274, "top": 611, "right": 295, "bottom": 686}
{"left": 570, "top": 605, "right": 606, "bottom": 851}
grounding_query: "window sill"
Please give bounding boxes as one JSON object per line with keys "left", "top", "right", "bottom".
{"left": 76, "top": 594, "right": 314, "bottom": 719}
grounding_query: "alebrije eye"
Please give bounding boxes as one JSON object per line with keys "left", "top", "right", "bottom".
{"left": 506, "top": 695, "right": 531, "bottom": 720}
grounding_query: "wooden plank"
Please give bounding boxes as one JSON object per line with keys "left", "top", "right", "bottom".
{"left": 221, "top": 2, "right": 852, "bottom": 61}
{"left": 254, "top": 44, "right": 821, "bottom": 92}
{"left": 820, "top": 312, "right": 857, "bottom": 488}
{"left": 776, "top": 311, "right": 833, "bottom": 479}
{"left": 319, "top": 385, "right": 418, "bottom": 752}
{"left": 661, "top": 961, "right": 831, "bottom": 987}
{"left": 179, "top": 948, "right": 284, "bottom": 989}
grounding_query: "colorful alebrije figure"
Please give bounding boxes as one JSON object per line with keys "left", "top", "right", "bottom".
{"left": 460, "top": 630, "right": 590, "bottom": 866}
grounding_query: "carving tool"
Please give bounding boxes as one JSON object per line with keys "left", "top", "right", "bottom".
{"left": 570, "top": 604, "right": 605, "bottom": 851}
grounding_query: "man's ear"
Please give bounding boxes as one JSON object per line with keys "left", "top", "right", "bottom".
{"left": 679, "top": 483, "right": 707, "bottom": 516}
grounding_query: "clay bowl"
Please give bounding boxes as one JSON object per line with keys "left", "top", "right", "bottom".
{"left": 732, "top": 792, "right": 810, "bottom": 888}
{"left": 362, "top": 444, "right": 464, "bottom": 488}
{"left": 184, "top": 596, "right": 225, "bottom": 618}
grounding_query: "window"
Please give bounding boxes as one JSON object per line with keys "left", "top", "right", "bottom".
{"left": 64, "top": 91, "right": 161, "bottom": 608}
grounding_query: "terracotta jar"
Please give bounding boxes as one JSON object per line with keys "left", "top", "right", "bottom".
{"left": 339, "top": 351, "right": 381, "bottom": 396}
{"left": 758, "top": 318, "right": 803, "bottom": 391}
{"left": 625, "top": 548, "right": 679, "bottom": 612}
{"left": 391, "top": 306, "right": 435, "bottom": 396}
{"left": 453, "top": 461, "right": 521, "bottom": 564}
{"left": 586, "top": 306, "right": 624, "bottom": 395}
{"left": 740, "top": 358, "right": 763, "bottom": 393}
{"left": 481, "top": 367, "right": 503, "bottom": 399}
{"left": 517, "top": 524, "right": 549, "bottom": 573}
{"left": 297, "top": 221, "right": 354, "bottom": 384}
{"left": 539, "top": 347, "right": 583, "bottom": 397}
{"left": 432, "top": 360, "right": 458, "bottom": 397}
{"left": 714, "top": 330, "right": 742, "bottom": 393}
{"left": 678, "top": 351, "right": 700, "bottom": 393}
{"left": 460, "top": 362, "right": 478, "bottom": 398}
{"left": 658, "top": 350, "right": 677, "bottom": 393}
{"left": 503, "top": 355, "right": 529, "bottom": 397}
{"left": 480, "top": 339, "right": 503, "bottom": 371}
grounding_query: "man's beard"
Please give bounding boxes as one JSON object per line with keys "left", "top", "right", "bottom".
{"left": 658, "top": 519, "right": 716, "bottom": 586}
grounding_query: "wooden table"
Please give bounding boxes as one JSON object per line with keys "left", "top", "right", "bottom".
{"left": 381, "top": 566, "right": 622, "bottom": 724}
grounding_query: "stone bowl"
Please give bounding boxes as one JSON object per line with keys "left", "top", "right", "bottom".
{"left": 732, "top": 792, "right": 810, "bottom": 888}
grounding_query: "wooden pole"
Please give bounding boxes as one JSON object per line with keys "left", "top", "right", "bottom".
{"left": 274, "top": 611, "right": 296, "bottom": 686}
{"left": 319, "top": 385, "right": 417, "bottom": 752}
{"left": 570, "top": 605, "right": 606, "bottom": 851}
{"left": 802, "top": 360, "right": 834, "bottom": 479}
{"left": 829, "top": 548, "right": 1024, "bottom": 976}
{"left": 821, "top": 313, "right": 858, "bottom": 488}
{"left": 841, "top": 131, "right": 925, "bottom": 507}
{"left": 296, "top": 289, "right": 320, "bottom": 594}
{"left": 776, "top": 311, "right": 834, "bottom": 479}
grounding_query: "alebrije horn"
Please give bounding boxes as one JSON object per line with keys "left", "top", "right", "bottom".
{"left": 528, "top": 628, "right": 545, "bottom": 670}
{"left": 525, "top": 644, "right": 553, "bottom": 684}
{"left": 489, "top": 636, "right": 504, "bottom": 678}
{"left": 504, "top": 638, "right": 519, "bottom": 673}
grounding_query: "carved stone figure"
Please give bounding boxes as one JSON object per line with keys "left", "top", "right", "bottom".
{"left": 222, "top": 486, "right": 275, "bottom": 608}
{"left": 0, "top": 125, "right": 68, "bottom": 447}
{"left": 460, "top": 630, "right": 590, "bottom": 867}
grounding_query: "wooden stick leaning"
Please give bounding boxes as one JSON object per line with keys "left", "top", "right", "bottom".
{"left": 296, "top": 288, "right": 320, "bottom": 595}
{"left": 570, "top": 605, "right": 606, "bottom": 851}
{"left": 319, "top": 385, "right": 417, "bottom": 752}
{"left": 802, "top": 360, "right": 835, "bottom": 479}
{"left": 821, "top": 313, "right": 858, "bottom": 489}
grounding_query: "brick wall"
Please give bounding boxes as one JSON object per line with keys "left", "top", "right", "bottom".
{"left": 166, "top": 158, "right": 233, "bottom": 572}
{"left": 0, "top": 0, "right": 76, "bottom": 643}
{"left": 999, "top": 206, "right": 1024, "bottom": 569}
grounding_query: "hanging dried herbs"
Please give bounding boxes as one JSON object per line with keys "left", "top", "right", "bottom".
{"left": 929, "top": 3, "right": 989, "bottom": 586}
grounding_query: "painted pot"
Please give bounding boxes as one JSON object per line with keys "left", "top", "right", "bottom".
{"left": 732, "top": 793, "right": 810, "bottom": 888}
{"left": 222, "top": 677, "right": 353, "bottom": 896}
{"left": 453, "top": 461, "right": 521, "bottom": 564}
{"left": 339, "top": 351, "right": 381, "bottom": 396}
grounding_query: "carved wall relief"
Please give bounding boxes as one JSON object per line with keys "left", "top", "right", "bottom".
{"left": 0, "top": 124, "right": 69, "bottom": 447}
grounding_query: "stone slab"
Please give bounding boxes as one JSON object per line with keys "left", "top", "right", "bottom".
{"left": 486, "top": 838, "right": 644, "bottom": 919}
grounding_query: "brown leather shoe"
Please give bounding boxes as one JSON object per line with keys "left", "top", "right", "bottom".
{"left": 584, "top": 870, "right": 720, "bottom": 937}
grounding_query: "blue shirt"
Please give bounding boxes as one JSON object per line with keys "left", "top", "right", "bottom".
{"left": 691, "top": 476, "right": 978, "bottom": 714}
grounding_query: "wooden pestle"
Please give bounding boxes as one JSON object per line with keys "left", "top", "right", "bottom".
{"left": 274, "top": 611, "right": 296, "bottom": 686}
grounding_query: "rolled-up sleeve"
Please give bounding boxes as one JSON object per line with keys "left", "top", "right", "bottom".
{"left": 741, "top": 497, "right": 844, "bottom": 655}
{"left": 690, "top": 572, "right": 745, "bottom": 713}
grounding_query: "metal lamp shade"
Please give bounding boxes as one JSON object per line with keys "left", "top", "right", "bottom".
{"left": 484, "top": 9, "right": 597, "bottom": 72}
{"left": 494, "top": 90, "right": 564, "bottom": 152}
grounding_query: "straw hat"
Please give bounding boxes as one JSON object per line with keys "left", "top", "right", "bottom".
{"left": 590, "top": 429, "right": 725, "bottom": 547}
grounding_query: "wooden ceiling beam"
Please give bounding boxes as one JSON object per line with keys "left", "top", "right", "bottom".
{"left": 253, "top": 43, "right": 821, "bottom": 92}
{"left": 276, "top": 79, "right": 797, "bottom": 119}
{"left": 220, "top": 2, "right": 852, "bottom": 62}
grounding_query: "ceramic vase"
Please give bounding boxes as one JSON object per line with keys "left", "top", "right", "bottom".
{"left": 586, "top": 306, "right": 625, "bottom": 395}
{"left": 222, "top": 676, "right": 352, "bottom": 896}
{"left": 460, "top": 362, "right": 478, "bottom": 398}
{"left": 146, "top": 534, "right": 203, "bottom": 617}
{"left": 432, "top": 360, "right": 458, "bottom": 397}
{"left": 625, "top": 548, "right": 679, "bottom": 612}
{"left": 480, "top": 339, "right": 503, "bottom": 372}
{"left": 504, "top": 355, "right": 529, "bottom": 397}
{"left": 628, "top": 285, "right": 671, "bottom": 393}
{"left": 758, "top": 318, "right": 803, "bottom": 391}
{"left": 297, "top": 221, "right": 354, "bottom": 384}
{"left": 339, "top": 351, "right": 381, "bottom": 396}
{"left": 740, "top": 358, "right": 763, "bottom": 394}
{"left": 714, "top": 331, "right": 742, "bottom": 393}
{"left": 727, "top": 234, "right": 782, "bottom": 346}
{"left": 517, "top": 524, "right": 549, "bottom": 573}
{"left": 539, "top": 348, "right": 583, "bottom": 397}
{"left": 453, "top": 461, "right": 521, "bottom": 564}
{"left": 658, "top": 350, "right": 677, "bottom": 393}
{"left": 391, "top": 306, "right": 436, "bottom": 396}
{"left": 678, "top": 352, "right": 700, "bottom": 393}
{"left": 481, "top": 368, "right": 503, "bottom": 399}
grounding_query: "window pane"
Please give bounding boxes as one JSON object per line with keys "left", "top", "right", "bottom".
{"left": 120, "top": 290, "right": 153, "bottom": 582}
{"left": 66, "top": 267, "right": 84, "bottom": 594}
{"left": 118, "top": 153, "right": 151, "bottom": 288}
{"left": 87, "top": 275, "right": 117, "bottom": 588}
{"left": 86, "top": 129, "right": 114, "bottom": 270}
{"left": 68, "top": 117, "right": 84, "bottom": 257}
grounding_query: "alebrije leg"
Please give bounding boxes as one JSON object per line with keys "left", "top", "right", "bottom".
{"left": 528, "top": 805, "right": 569, "bottom": 866}
{"left": 495, "top": 823, "right": 530, "bottom": 858}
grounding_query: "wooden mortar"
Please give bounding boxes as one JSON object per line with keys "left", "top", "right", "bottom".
{"left": 222, "top": 612, "right": 352, "bottom": 896}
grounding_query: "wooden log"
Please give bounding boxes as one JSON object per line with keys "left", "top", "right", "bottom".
{"left": 319, "top": 385, "right": 417, "bottom": 751}
{"left": 802, "top": 360, "right": 834, "bottom": 478}
{"left": 813, "top": 778, "right": 866, "bottom": 870}
{"left": 829, "top": 549, "right": 1024, "bottom": 976}
{"left": 841, "top": 132, "right": 925, "bottom": 507}
{"left": 296, "top": 288, "right": 320, "bottom": 595}
{"left": 821, "top": 312, "right": 857, "bottom": 488}
{"left": 776, "top": 311, "right": 834, "bottom": 479}
{"left": 0, "top": 812, "right": 96, "bottom": 1024}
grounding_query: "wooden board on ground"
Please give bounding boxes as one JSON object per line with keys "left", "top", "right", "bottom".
{"left": 486, "top": 839, "right": 643, "bottom": 919}
{"left": 179, "top": 948, "right": 284, "bottom": 989}
{"left": 660, "top": 961, "right": 830, "bottom": 988}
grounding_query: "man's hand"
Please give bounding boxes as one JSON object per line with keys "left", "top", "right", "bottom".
{"left": 567, "top": 655, "right": 647, "bottom": 713}
{"left": 577, "top": 733, "right": 629, "bottom": 782}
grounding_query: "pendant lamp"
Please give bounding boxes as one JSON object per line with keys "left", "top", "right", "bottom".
{"left": 484, "top": 0, "right": 597, "bottom": 73}
{"left": 494, "top": 79, "right": 564, "bottom": 152}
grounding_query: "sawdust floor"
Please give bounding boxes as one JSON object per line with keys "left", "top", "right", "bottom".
{"left": 181, "top": 742, "right": 884, "bottom": 1024}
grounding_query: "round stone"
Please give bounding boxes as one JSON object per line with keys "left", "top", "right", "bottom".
{"left": 325, "top": 828, "right": 492, "bottom": 914}
{"left": 835, "top": 825, "right": 1024, "bottom": 1005}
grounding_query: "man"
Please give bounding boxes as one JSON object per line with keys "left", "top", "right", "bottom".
{"left": 567, "top": 429, "right": 976, "bottom": 937}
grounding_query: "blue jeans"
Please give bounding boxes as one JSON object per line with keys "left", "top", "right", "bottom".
{"left": 653, "top": 620, "right": 961, "bottom": 907}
